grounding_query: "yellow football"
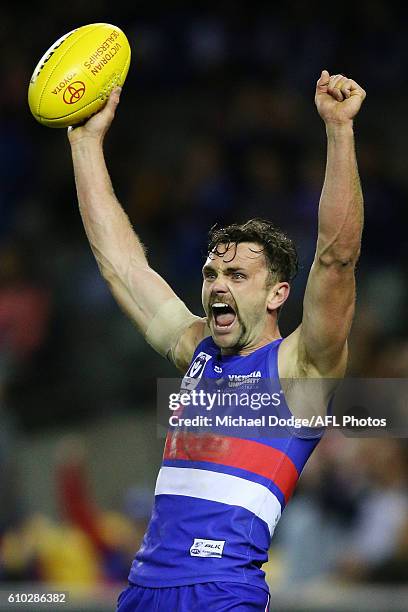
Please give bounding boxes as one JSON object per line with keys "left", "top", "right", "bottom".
{"left": 28, "top": 23, "right": 131, "bottom": 128}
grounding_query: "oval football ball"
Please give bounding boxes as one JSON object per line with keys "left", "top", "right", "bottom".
{"left": 28, "top": 23, "right": 131, "bottom": 128}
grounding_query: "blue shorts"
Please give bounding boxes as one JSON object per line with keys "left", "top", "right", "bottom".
{"left": 117, "top": 582, "right": 270, "bottom": 611}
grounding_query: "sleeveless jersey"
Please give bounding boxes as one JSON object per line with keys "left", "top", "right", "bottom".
{"left": 128, "top": 337, "right": 325, "bottom": 592}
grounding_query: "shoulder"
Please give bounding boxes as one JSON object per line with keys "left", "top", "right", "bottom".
{"left": 278, "top": 324, "right": 348, "bottom": 379}
{"left": 276, "top": 325, "right": 346, "bottom": 420}
{"left": 169, "top": 317, "right": 211, "bottom": 373}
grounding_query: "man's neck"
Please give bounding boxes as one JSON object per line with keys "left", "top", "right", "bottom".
{"left": 221, "top": 329, "right": 282, "bottom": 356}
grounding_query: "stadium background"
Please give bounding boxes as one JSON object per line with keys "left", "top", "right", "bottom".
{"left": 0, "top": 2, "right": 407, "bottom": 610}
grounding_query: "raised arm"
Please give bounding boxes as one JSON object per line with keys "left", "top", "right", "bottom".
{"left": 302, "top": 70, "right": 366, "bottom": 376}
{"left": 67, "top": 89, "right": 206, "bottom": 370}
{"left": 282, "top": 71, "right": 366, "bottom": 379}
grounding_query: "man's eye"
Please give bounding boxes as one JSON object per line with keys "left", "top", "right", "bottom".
{"left": 204, "top": 273, "right": 216, "bottom": 280}
{"left": 232, "top": 273, "right": 245, "bottom": 279}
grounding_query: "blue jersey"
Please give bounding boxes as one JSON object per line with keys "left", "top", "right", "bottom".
{"left": 128, "top": 337, "right": 324, "bottom": 592}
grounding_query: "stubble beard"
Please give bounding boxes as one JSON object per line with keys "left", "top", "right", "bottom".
{"left": 213, "top": 316, "right": 248, "bottom": 352}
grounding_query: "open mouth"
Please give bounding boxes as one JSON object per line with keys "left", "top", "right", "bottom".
{"left": 211, "top": 302, "right": 237, "bottom": 332}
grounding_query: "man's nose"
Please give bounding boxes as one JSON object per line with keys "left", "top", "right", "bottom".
{"left": 211, "top": 277, "right": 229, "bottom": 294}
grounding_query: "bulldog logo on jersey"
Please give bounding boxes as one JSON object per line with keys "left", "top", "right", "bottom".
{"left": 182, "top": 352, "right": 212, "bottom": 391}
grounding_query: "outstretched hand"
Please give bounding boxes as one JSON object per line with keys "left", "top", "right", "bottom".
{"left": 67, "top": 87, "right": 121, "bottom": 145}
{"left": 315, "top": 70, "right": 366, "bottom": 125}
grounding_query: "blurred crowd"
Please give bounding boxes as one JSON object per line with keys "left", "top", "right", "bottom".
{"left": 0, "top": 436, "right": 152, "bottom": 589}
{"left": 0, "top": 1, "right": 407, "bottom": 592}
{"left": 272, "top": 434, "right": 408, "bottom": 587}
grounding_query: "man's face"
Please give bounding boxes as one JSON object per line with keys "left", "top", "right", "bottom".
{"left": 202, "top": 241, "right": 275, "bottom": 351}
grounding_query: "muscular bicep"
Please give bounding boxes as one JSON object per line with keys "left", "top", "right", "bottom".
{"left": 300, "top": 256, "right": 356, "bottom": 375}
{"left": 105, "top": 264, "right": 202, "bottom": 360}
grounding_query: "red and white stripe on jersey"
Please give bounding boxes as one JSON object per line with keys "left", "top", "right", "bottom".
{"left": 164, "top": 431, "right": 300, "bottom": 503}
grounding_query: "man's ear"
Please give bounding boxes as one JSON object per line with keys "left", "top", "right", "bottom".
{"left": 266, "top": 282, "right": 290, "bottom": 312}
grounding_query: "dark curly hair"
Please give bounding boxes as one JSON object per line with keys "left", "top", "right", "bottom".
{"left": 207, "top": 218, "right": 298, "bottom": 284}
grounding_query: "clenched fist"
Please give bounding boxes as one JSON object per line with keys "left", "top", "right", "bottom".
{"left": 315, "top": 70, "right": 366, "bottom": 125}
